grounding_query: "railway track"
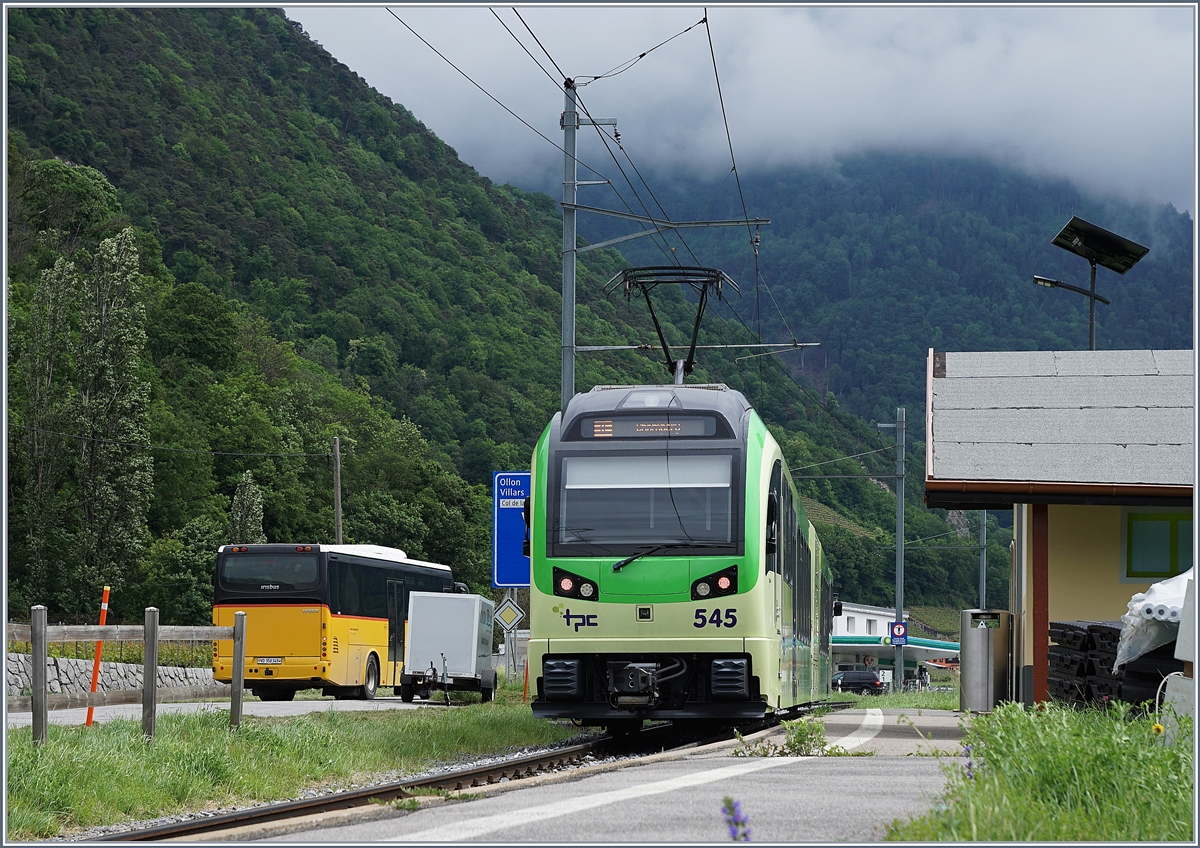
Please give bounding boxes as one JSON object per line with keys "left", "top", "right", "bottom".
{"left": 94, "top": 702, "right": 849, "bottom": 842}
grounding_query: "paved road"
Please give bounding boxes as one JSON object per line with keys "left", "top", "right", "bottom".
{"left": 4, "top": 694, "right": 440, "bottom": 729}
{"left": 262, "top": 709, "right": 966, "bottom": 843}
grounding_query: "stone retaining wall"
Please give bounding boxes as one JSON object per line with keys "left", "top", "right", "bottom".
{"left": 6, "top": 653, "right": 215, "bottom": 697}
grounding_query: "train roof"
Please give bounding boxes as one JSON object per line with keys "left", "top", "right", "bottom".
{"left": 566, "top": 384, "right": 753, "bottom": 424}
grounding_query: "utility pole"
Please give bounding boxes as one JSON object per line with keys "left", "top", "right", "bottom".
{"left": 1087, "top": 260, "right": 1097, "bottom": 351}
{"left": 878, "top": 407, "right": 905, "bottom": 692}
{"left": 333, "top": 436, "right": 343, "bottom": 544}
{"left": 561, "top": 79, "right": 616, "bottom": 411}
{"left": 979, "top": 509, "right": 987, "bottom": 609}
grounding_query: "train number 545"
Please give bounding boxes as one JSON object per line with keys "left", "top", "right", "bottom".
{"left": 694, "top": 608, "right": 737, "bottom": 628}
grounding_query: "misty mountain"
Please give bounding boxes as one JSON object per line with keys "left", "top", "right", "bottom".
{"left": 583, "top": 153, "right": 1193, "bottom": 426}
{"left": 8, "top": 7, "right": 1045, "bottom": 616}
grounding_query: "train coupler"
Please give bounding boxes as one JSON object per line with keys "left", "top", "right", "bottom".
{"left": 608, "top": 661, "right": 661, "bottom": 710}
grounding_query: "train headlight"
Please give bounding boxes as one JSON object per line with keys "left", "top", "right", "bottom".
{"left": 692, "top": 565, "right": 737, "bottom": 600}
{"left": 553, "top": 567, "right": 598, "bottom": 601}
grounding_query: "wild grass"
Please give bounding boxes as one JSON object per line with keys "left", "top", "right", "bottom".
{"left": 906, "top": 606, "right": 962, "bottom": 640}
{"left": 734, "top": 715, "right": 873, "bottom": 757}
{"left": 886, "top": 700, "right": 1194, "bottom": 841}
{"left": 5, "top": 679, "right": 576, "bottom": 841}
{"left": 833, "top": 687, "right": 961, "bottom": 712}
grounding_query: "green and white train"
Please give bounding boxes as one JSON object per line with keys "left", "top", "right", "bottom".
{"left": 526, "top": 382, "right": 837, "bottom": 729}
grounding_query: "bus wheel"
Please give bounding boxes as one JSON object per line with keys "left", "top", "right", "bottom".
{"left": 361, "top": 657, "right": 379, "bottom": 701}
{"left": 400, "top": 683, "right": 415, "bottom": 702}
{"left": 258, "top": 689, "right": 295, "bottom": 702}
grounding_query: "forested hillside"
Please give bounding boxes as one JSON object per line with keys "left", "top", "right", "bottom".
{"left": 7, "top": 7, "right": 1047, "bottom": 623}
{"left": 598, "top": 156, "right": 1194, "bottom": 425}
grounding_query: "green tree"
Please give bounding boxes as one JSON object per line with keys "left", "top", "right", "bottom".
{"left": 63, "top": 228, "right": 154, "bottom": 614}
{"left": 227, "top": 470, "right": 267, "bottom": 544}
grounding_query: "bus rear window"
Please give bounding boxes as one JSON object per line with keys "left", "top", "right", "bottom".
{"left": 219, "top": 553, "right": 319, "bottom": 591}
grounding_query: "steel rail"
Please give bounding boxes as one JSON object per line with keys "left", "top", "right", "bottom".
{"left": 95, "top": 738, "right": 604, "bottom": 841}
{"left": 94, "top": 703, "right": 849, "bottom": 841}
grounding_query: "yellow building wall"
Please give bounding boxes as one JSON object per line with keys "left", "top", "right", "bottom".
{"left": 1047, "top": 504, "right": 1158, "bottom": 625}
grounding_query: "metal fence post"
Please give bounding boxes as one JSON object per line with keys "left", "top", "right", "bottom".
{"left": 230, "top": 611, "right": 246, "bottom": 729}
{"left": 142, "top": 607, "right": 159, "bottom": 740}
{"left": 31, "top": 605, "right": 48, "bottom": 746}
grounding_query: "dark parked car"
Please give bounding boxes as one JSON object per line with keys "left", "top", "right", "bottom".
{"left": 832, "top": 670, "right": 885, "bottom": 695}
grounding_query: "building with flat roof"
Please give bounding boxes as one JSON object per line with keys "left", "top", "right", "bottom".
{"left": 925, "top": 348, "right": 1194, "bottom": 703}
{"left": 832, "top": 602, "right": 959, "bottom": 678}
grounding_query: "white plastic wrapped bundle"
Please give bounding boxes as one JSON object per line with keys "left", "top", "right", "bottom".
{"left": 1114, "top": 568, "right": 1193, "bottom": 673}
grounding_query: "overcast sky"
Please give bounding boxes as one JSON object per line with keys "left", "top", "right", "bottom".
{"left": 283, "top": 5, "right": 1197, "bottom": 214}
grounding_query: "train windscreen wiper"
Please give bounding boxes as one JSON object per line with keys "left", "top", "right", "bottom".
{"left": 611, "top": 545, "right": 667, "bottom": 572}
{"left": 611, "top": 542, "right": 734, "bottom": 572}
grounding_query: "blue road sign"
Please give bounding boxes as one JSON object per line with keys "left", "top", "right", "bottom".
{"left": 493, "top": 471, "right": 531, "bottom": 588}
{"left": 890, "top": 621, "right": 908, "bottom": 646}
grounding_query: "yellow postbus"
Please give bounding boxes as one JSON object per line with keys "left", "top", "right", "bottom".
{"left": 212, "top": 544, "right": 459, "bottom": 700}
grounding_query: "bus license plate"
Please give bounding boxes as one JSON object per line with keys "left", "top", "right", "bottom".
{"left": 256, "top": 657, "right": 283, "bottom": 665}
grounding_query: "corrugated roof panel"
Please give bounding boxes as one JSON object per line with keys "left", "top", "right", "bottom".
{"left": 1151, "top": 350, "right": 1197, "bottom": 376}
{"left": 933, "top": 375, "right": 1192, "bottom": 411}
{"left": 933, "top": 441, "right": 1193, "bottom": 486}
{"left": 928, "top": 349, "right": 1194, "bottom": 491}
{"left": 934, "top": 407, "right": 1194, "bottom": 447}
{"left": 1051, "top": 349, "right": 1161, "bottom": 377}
{"left": 942, "top": 351, "right": 1059, "bottom": 379}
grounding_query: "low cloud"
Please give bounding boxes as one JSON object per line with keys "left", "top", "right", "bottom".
{"left": 286, "top": 6, "right": 1195, "bottom": 213}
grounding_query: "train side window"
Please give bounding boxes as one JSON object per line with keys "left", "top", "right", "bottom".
{"left": 767, "top": 460, "right": 782, "bottom": 571}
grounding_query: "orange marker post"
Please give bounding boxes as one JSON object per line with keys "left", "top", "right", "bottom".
{"left": 522, "top": 659, "right": 529, "bottom": 703}
{"left": 85, "top": 586, "right": 110, "bottom": 727}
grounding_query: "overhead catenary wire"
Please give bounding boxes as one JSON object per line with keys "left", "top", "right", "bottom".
{"left": 386, "top": 8, "right": 606, "bottom": 183}
{"left": 790, "top": 446, "right": 894, "bottom": 472}
{"left": 576, "top": 14, "right": 707, "bottom": 86}
{"left": 512, "top": 7, "right": 567, "bottom": 81}
{"left": 490, "top": 8, "right": 683, "bottom": 267}
{"left": 490, "top": 9, "right": 561, "bottom": 91}
{"left": 481, "top": 9, "right": 880, "bottom": 452}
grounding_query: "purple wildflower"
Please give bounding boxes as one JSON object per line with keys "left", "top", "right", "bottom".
{"left": 722, "top": 796, "right": 751, "bottom": 841}
{"left": 962, "top": 744, "right": 975, "bottom": 779}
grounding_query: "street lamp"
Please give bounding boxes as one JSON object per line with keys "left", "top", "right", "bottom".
{"left": 1033, "top": 216, "right": 1149, "bottom": 351}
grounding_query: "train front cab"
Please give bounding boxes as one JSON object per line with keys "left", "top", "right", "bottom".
{"left": 528, "top": 384, "right": 823, "bottom": 727}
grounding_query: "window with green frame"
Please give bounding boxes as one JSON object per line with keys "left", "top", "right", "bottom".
{"left": 1125, "top": 512, "right": 1193, "bottom": 580}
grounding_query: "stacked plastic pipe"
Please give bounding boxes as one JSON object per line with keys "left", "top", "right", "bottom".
{"left": 1114, "top": 567, "right": 1193, "bottom": 672}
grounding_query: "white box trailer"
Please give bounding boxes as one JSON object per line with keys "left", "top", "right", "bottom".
{"left": 401, "top": 592, "right": 496, "bottom": 703}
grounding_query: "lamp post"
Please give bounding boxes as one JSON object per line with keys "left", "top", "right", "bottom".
{"left": 1033, "top": 216, "right": 1149, "bottom": 351}
{"left": 1031, "top": 275, "right": 1111, "bottom": 350}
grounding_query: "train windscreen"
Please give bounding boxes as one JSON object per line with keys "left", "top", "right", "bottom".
{"left": 557, "top": 452, "right": 734, "bottom": 548}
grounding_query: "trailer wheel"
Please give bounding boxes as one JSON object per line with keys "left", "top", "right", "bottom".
{"left": 400, "top": 682, "right": 415, "bottom": 702}
{"left": 480, "top": 668, "right": 496, "bottom": 703}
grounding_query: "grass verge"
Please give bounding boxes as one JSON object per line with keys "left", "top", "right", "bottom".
{"left": 5, "top": 682, "right": 577, "bottom": 841}
{"left": 835, "top": 688, "right": 961, "bottom": 712}
{"left": 886, "top": 700, "right": 1194, "bottom": 841}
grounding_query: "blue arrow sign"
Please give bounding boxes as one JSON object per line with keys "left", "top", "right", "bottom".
{"left": 492, "top": 471, "right": 531, "bottom": 588}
